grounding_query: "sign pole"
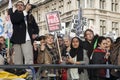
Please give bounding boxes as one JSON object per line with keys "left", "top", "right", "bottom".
{"left": 55, "top": 32, "right": 62, "bottom": 62}
{"left": 46, "top": 11, "right": 62, "bottom": 62}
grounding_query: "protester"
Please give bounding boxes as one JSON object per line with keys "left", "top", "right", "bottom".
{"left": 57, "top": 36, "right": 65, "bottom": 55}
{"left": 105, "top": 37, "right": 114, "bottom": 80}
{"left": 66, "top": 37, "right": 89, "bottom": 80}
{"left": 114, "top": 37, "right": 120, "bottom": 44}
{"left": 91, "top": 36, "right": 110, "bottom": 80}
{"left": 62, "top": 35, "right": 71, "bottom": 57}
{"left": 37, "top": 34, "right": 60, "bottom": 79}
{"left": 83, "top": 29, "right": 99, "bottom": 80}
{"left": 110, "top": 37, "right": 120, "bottom": 79}
{"left": 83, "top": 29, "right": 98, "bottom": 59}
{"left": 37, "top": 34, "right": 59, "bottom": 64}
{"left": 33, "top": 35, "right": 46, "bottom": 64}
{"left": 0, "top": 36, "right": 7, "bottom": 65}
{"left": 8, "top": 1, "right": 39, "bottom": 64}
{"left": 60, "top": 35, "right": 71, "bottom": 80}
{"left": 106, "top": 37, "right": 113, "bottom": 51}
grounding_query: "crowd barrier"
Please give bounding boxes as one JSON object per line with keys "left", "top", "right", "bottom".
{"left": 0, "top": 64, "right": 120, "bottom": 80}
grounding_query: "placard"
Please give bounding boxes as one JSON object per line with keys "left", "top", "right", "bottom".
{"left": 46, "top": 11, "right": 61, "bottom": 32}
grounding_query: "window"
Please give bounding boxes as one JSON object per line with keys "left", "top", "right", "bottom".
{"left": 112, "top": 22, "right": 119, "bottom": 35}
{"left": 111, "top": 0, "right": 118, "bottom": 12}
{"left": 80, "top": 0, "right": 85, "bottom": 8}
{"left": 88, "top": 19, "right": 94, "bottom": 29}
{"left": 66, "top": 22, "right": 70, "bottom": 28}
{"left": 100, "top": 0, "right": 105, "bottom": 9}
{"left": 87, "top": 0, "right": 94, "bottom": 8}
{"left": 100, "top": 20, "right": 106, "bottom": 35}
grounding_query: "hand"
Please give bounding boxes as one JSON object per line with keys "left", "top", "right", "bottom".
{"left": 105, "top": 52, "right": 110, "bottom": 59}
{"left": 66, "top": 47, "right": 71, "bottom": 52}
{"left": 33, "top": 41, "right": 37, "bottom": 51}
{"left": 32, "top": 34, "right": 37, "bottom": 39}
{"left": 66, "top": 58, "right": 75, "bottom": 64}
{"left": 40, "top": 43, "right": 45, "bottom": 51}
{"left": 25, "top": 4, "right": 32, "bottom": 12}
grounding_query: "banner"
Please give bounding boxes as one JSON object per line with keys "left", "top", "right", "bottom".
{"left": 46, "top": 11, "right": 61, "bottom": 32}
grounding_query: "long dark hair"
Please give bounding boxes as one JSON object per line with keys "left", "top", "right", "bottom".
{"left": 69, "top": 37, "right": 84, "bottom": 74}
{"left": 69, "top": 37, "right": 83, "bottom": 61}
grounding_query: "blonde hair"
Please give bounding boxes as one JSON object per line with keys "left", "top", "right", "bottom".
{"left": 45, "top": 34, "right": 55, "bottom": 47}
{"left": 45, "top": 34, "right": 54, "bottom": 39}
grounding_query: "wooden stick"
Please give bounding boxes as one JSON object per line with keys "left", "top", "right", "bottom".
{"left": 56, "top": 32, "right": 62, "bottom": 62}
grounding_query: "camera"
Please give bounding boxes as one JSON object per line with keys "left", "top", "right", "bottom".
{"left": 34, "top": 41, "right": 41, "bottom": 45}
{"left": 30, "top": 4, "right": 36, "bottom": 9}
{"left": 26, "top": 4, "right": 37, "bottom": 11}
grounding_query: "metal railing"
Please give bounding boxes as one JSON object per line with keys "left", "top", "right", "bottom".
{"left": 0, "top": 64, "right": 120, "bottom": 80}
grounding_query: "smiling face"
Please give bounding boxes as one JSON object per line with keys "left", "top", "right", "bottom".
{"left": 46, "top": 35, "right": 54, "bottom": 45}
{"left": 72, "top": 38, "right": 80, "bottom": 49}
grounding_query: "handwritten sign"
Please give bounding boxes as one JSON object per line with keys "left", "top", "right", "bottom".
{"left": 46, "top": 11, "right": 61, "bottom": 32}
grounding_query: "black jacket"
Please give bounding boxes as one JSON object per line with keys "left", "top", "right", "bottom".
{"left": 83, "top": 41, "right": 93, "bottom": 59}
{"left": 8, "top": 8, "right": 39, "bottom": 44}
{"left": 83, "top": 35, "right": 99, "bottom": 59}
{"left": 91, "top": 48, "right": 107, "bottom": 78}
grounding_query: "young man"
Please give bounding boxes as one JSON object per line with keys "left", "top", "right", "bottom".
{"left": 83, "top": 29, "right": 94, "bottom": 58}
{"left": 83, "top": 29, "right": 98, "bottom": 59}
{"left": 83, "top": 29, "right": 99, "bottom": 80}
{"left": 8, "top": 1, "right": 39, "bottom": 64}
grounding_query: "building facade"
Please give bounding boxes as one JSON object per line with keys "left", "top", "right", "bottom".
{"left": 0, "top": 0, "right": 120, "bottom": 37}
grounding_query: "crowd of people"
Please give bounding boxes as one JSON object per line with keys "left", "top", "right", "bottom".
{"left": 32, "top": 29, "right": 120, "bottom": 80}
{"left": 0, "top": 0, "right": 120, "bottom": 80}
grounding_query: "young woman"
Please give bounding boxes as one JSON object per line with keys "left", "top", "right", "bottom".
{"left": 110, "top": 37, "right": 120, "bottom": 80}
{"left": 66, "top": 37, "right": 89, "bottom": 80}
{"left": 37, "top": 34, "right": 59, "bottom": 64}
{"left": 37, "top": 34, "right": 60, "bottom": 79}
{"left": 106, "top": 37, "right": 114, "bottom": 80}
{"left": 106, "top": 37, "right": 113, "bottom": 51}
{"left": 91, "top": 36, "right": 109, "bottom": 80}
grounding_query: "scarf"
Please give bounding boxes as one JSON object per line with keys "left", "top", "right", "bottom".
{"left": 69, "top": 37, "right": 84, "bottom": 74}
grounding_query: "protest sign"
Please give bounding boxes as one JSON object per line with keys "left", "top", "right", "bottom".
{"left": 46, "top": 11, "right": 61, "bottom": 32}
